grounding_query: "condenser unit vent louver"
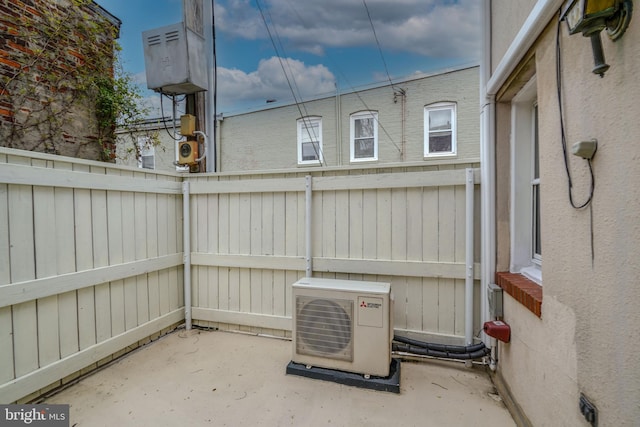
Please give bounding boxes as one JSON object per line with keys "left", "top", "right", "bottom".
{"left": 292, "top": 277, "right": 393, "bottom": 378}
{"left": 295, "top": 296, "right": 353, "bottom": 361}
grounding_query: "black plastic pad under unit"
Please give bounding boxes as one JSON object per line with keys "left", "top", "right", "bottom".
{"left": 285, "top": 358, "right": 401, "bottom": 394}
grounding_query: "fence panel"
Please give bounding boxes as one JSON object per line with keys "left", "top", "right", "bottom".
{"left": 0, "top": 148, "right": 481, "bottom": 403}
{"left": 0, "top": 149, "right": 185, "bottom": 403}
{"left": 188, "top": 164, "right": 481, "bottom": 343}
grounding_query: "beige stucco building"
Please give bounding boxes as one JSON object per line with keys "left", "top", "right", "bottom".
{"left": 119, "top": 66, "right": 480, "bottom": 173}
{"left": 481, "top": 1, "right": 640, "bottom": 426}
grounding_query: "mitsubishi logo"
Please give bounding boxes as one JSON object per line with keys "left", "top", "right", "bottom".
{"left": 360, "top": 301, "right": 367, "bottom": 308}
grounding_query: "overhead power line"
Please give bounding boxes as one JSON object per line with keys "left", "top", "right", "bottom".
{"left": 255, "top": 0, "right": 325, "bottom": 165}
{"left": 362, "top": 0, "right": 396, "bottom": 92}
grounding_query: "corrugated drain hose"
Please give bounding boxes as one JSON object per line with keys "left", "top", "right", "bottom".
{"left": 393, "top": 335, "right": 490, "bottom": 360}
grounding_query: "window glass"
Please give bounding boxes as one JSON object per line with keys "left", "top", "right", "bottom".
{"left": 532, "top": 104, "right": 541, "bottom": 259}
{"left": 138, "top": 136, "right": 155, "bottom": 170}
{"left": 511, "top": 77, "right": 541, "bottom": 283}
{"left": 298, "top": 117, "right": 322, "bottom": 164}
{"left": 424, "top": 104, "right": 456, "bottom": 156}
{"left": 350, "top": 112, "right": 378, "bottom": 162}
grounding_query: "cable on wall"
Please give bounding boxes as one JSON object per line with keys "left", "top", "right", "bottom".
{"left": 555, "top": 13, "right": 596, "bottom": 264}
{"left": 159, "top": 93, "right": 186, "bottom": 141}
{"left": 555, "top": 17, "right": 596, "bottom": 210}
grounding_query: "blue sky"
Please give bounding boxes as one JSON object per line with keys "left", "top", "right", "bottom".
{"left": 97, "top": 0, "right": 481, "bottom": 116}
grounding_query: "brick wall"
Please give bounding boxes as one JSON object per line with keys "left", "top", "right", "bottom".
{"left": 0, "top": 0, "right": 120, "bottom": 160}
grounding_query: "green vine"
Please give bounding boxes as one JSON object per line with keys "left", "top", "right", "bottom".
{"left": 0, "top": 0, "right": 151, "bottom": 161}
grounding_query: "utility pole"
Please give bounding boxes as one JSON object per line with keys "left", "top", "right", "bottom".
{"left": 183, "top": 0, "right": 215, "bottom": 173}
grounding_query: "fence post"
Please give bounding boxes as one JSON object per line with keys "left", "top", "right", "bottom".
{"left": 465, "top": 168, "right": 475, "bottom": 349}
{"left": 305, "top": 175, "right": 312, "bottom": 277}
{"left": 183, "top": 181, "right": 192, "bottom": 330}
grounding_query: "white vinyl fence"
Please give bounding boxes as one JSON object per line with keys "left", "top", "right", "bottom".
{"left": 0, "top": 147, "right": 480, "bottom": 403}
{"left": 0, "top": 149, "right": 184, "bottom": 403}
{"left": 187, "top": 164, "right": 482, "bottom": 342}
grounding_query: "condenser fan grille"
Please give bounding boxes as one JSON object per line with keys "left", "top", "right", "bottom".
{"left": 296, "top": 296, "right": 353, "bottom": 361}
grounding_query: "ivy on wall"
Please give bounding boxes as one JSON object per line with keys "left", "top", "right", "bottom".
{"left": 0, "top": 0, "right": 150, "bottom": 161}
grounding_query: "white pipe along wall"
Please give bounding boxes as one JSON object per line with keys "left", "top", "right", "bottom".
{"left": 480, "top": 0, "right": 564, "bottom": 347}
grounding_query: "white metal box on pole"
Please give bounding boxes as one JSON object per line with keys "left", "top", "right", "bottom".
{"left": 142, "top": 22, "right": 207, "bottom": 95}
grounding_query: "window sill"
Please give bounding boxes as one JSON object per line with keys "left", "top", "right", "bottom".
{"left": 423, "top": 154, "right": 457, "bottom": 160}
{"left": 496, "top": 271, "right": 543, "bottom": 318}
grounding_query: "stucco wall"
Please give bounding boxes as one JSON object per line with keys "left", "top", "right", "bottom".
{"left": 489, "top": 0, "right": 537, "bottom": 74}
{"left": 217, "top": 67, "right": 479, "bottom": 172}
{"left": 493, "top": 10, "right": 640, "bottom": 427}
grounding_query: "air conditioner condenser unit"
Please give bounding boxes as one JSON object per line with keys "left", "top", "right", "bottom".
{"left": 291, "top": 277, "right": 394, "bottom": 378}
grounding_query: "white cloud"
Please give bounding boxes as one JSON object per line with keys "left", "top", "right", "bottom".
{"left": 150, "top": 0, "right": 481, "bottom": 112}
{"left": 217, "top": 57, "right": 336, "bottom": 112}
{"left": 215, "top": 0, "right": 481, "bottom": 60}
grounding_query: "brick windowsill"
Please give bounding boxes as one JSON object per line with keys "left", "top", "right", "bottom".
{"left": 496, "top": 272, "right": 543, "bottom": 317}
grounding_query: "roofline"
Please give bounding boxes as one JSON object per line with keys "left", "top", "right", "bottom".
{"left": 223, "top": 62, "right": 480, "bottom": 117}
{"left": 116, "top": 64, "right": 481, "bottom": 132}
{"left": 90, "top": 1, "right": 122, "bottom": 38}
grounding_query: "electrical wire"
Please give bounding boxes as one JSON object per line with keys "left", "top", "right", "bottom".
{"left": 362, "top": 0, "right": 397, "bottom": 93}
{"left": 263, "top": 3, "right": 310, "bottom": 120}
{"left": 159, "top": 93, "right": 185, "bottom": 141}
{"left": 212, "top": 0, "right": 218, "bottom": 172}
{"left": 555, "top": 16, "right": 595, "bottom": 210}
{"left": 282, "top": 0, "right": 402, "bottom": 156}
{"left": 556, "top": 13, "right": 596, "bottom": 263}
{"left": 255, "top": 0, "right": 325, "bottom": 165}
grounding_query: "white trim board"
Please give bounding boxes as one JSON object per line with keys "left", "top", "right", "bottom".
{"left": 0, "top": 254, "right": 183, "bottom": 307}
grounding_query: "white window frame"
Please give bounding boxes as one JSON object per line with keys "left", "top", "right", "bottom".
{"left": 137, "top": 136, "right": 155, "bottom": 170}
{"left": 350, "top": 111, "right": 378, "bottom": 162}
{"left": 424, "top": 102, "right": 457, "bottom": 157}
{"left": 510, "top": 76, "right": 541, "bottom": 284}
{"left": 297, "top": 116, "right": 323, "bottom": 165}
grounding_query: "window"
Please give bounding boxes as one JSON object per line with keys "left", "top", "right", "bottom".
{"left": 424, "top": 102, "right": 456, "bottom": 156}
{"left": 297, "top": 116, "right": 323, "bottom": 165}
{"left": 350, "top": 111, "right": 378, "bottom": 162}
{"left": 511, "top": 77, "right": 541, "bottom": 283}
{"left": 532, "top": 104, "right": 541, "bottom": 262}
{"left": 137, "top": 136, "right": 155, "bottom": 170}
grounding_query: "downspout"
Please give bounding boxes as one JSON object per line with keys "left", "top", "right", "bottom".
{"left": 401, "top": 90, "right": 406, "bottom": 161}
{"left": 335, "top": 84, "right": 342, "bottom": 165}
{"left": 216, "top": 114, "right": 223, "bottom": 172}
{"left": 480, "top": 0, "right": 496, "bottom": 352}
{"left": 480, "top": 0, "right": 564, "bottom": 368}
{"left": 183, "top": 181, "right": 192, "bottom": 330}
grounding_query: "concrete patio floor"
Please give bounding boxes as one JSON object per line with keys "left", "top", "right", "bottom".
{"left": 45, "top": 328, "right": 516, "bottom": 426}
